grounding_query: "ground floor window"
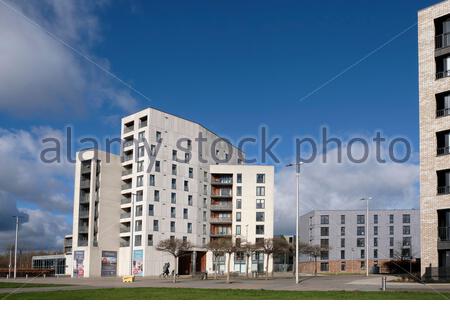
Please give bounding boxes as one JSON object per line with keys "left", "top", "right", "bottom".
{"left": 213, "top": 254, "right": 226, "bottom": 273}
{"left": 320, "top": 262, "right": 329, "bottom": 272}
{"left": 340, "top": 261, "right": 346, "bottom": 271}
{"left": 234, "top": 252, "right": 246, "bottom": 273}
{"left": 252, "top": 252, "right": 265, "bottom": 273}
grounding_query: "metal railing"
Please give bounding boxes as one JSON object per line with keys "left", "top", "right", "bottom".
{"left": 80, "top": 194, "right": 90, "bottom": 203}
{"left": 123, "top": 126, "right": 134, "bottom": 134}
{"left": 80, "top": 166, "right": 91, "bottom": 174}
{"left": 438, "top": 226, "right": 450, "bottom": 241}
{"left": 120, "top": 212, "right": 131, "bottom": 219}
{"left": 437, "top": 146, "right": 450, "bottom": 156}
{"left": 78, "top": 240, "right": 88, "bottom": 247}
{"left": 437, "top": 107, "right": 450, "bottom": 118}
{"left": 80, "top": 179, "right": 90, "bottom": 188}
{"left": 78, "top": 225, "right": 89, "bottom": 233}
{"left": 120, "top": 241, "right": 130, "bottom": 247}
{"left": 437, "top": 185, "right": 450, "bottom": 195}
{"left": 436, "top": 70, "right": 450, "bottom": 80}
{"left": 211, "top": 179, "right": 233, "bottom": 185}
{"left": 121, "top": 198, "right": 132, "bottom": 204}
{"left": 120, "top": 226, "right": 131, "bottom": 233}
{"left": 211, "top": 203, "right": 233, "bottom": 211}
{"left": 121, "top": 154, "right": 133, "bottom": 162}
{"left": 123, "top": 140, "right": 134, "bottom": 148}
{"left": 122, "top": 168, "right": 132, "bottom": 176}
{"left": 210, "top": 217, "right": 232, "bottom": 224}
{"left": 210, "top": 231, "right": 232, "bottom": 237}
{"left": 139, "top": 120, "right": 147, "bottom": 128}
{"left": 79, "top": 210, "right": 89, "bottom": 218}
{"left": 436, "top": 32, "right": 450, "bottom": 49}
{"left": 121, "top": 184, "right": 132, "bottom": 191}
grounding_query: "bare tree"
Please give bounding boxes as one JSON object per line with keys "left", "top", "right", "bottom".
{"left": 239, "top": 242, "right": 256, "bottom": 278}
{"left": 156, "top": 238, "right": 192, "bottom": 283}
{"left": 257, "top": 237, "right": 290, "bottom": 280}
{"left": 207, "top": 238, "right": 236, "bottom": 283}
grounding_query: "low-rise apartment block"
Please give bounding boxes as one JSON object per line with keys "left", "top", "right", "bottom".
{"left": 299, "top": 210, "right": 420, "bottom": 274}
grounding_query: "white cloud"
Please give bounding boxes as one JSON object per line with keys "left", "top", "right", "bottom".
{"left": 275, "top": 140, "right": 419, "bottom": 235}
{"left": 0, "top": 0, "right": 138, "bottom": 116}
{"left": 0, "top": 127, "right": 74, "bottom": 213}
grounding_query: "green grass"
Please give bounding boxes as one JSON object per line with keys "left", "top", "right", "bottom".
{"left": 1, "top": 287, "right": 450, "bottom": 300}
{"left": 0, "top": 282, "right": 67, "bottom": 289}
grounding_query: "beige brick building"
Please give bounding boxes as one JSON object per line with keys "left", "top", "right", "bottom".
{"left": 419, "top": 0, "right": 450, "bottom": 277}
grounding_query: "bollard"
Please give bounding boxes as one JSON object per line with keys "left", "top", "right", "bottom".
{"left": 43, "top": 274, "right": 46, "bottom": 279}
{"left": 381, "top": 276, "right": 387, "bottom": 291}
{"left": 26, "top": 274, "right": 28, "bottom": 279}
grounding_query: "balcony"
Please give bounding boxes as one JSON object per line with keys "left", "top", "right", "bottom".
{"left": 79, "top": 209, "right": 89, "bottom": 218}
{"left": 211, "top": 192, "right": 232, "bottom": 199}
{"left": 436, "top": 33, "right": 450, "bottom": 50}
{"left": 79, "top": 194, "right": 90, "bottom": 204}
{"left": 122, "top": 168, "right": 133, "bottom": 176}
{"left": 121, "top": 183, "right": 132, "bottom": 191}
{"left": 120, "top": 211, "right": 131, "bottom": 219}
{"left": 139, "top": 119, "right": 148, "bottom": 128}
{"left": 121, "top": 197, "right": 132, "bottom": 205}
{"left": 121, "top": 154, "right": 133, "bottom": 163}
{"left": 210, "top": 202, "right": 232, "bottom": 211}
{"left": 439, "top": 227, "right": 450, "bottom": 241}
{"left": 437, "top": 146, "right": 450, "bottom": 156}
{"left": 438, "top": 186, "right": 450, "bottom": 195}
{"left": 80, "top": 179, "right": 90, "bottom": 189}
{"left": 120, "top": 240, "right": 130, "bottom": 247}
{"left": 210, "top": 217, "right": 232, "bottom": 224}
{"left": 78, "top": 225, "right": 89, "bottom": 233}
{"left": 211, "top": 178, "right": 233, "bottom": 186}
{"left": 80, "top": 166, "right": 91, "bottom": 174}
{"left": 78, "top": 239, "right": 88, "bottom": 247}
{"left": 210, "top": 231, "right": 232, "bottom": 237}
{"left": 437, "top": 107, "right": 450, "bottom": 118}
{"left": 123, "top": 124, "right": 134, "bottom": 134}
{"left": 123, "top": 140, "right": 134, "bottom": 149}
{"left": 120, "top": 225, "right": 131, "bottom": 233}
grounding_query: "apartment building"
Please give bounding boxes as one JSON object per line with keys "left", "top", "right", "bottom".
{"left": 299, "top": 210, "right": 420, "bottom": 274}
{"left": 70, "top": 107, "right": 274, "bottom": 277}
{"left": 206, "top": 165, "right": 274, "bottom": 274}
{"left": 418, "top": 1, "right": 450, "bottom": 276}
{"left": 71, "top": 149, "right": 122, "bottom": 277}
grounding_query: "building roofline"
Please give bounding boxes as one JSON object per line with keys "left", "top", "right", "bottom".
{"left": 303, "top": 209, "right": 419, "bottom": 215}
{"left": 418, "top": 0, "right": 448, "bottom": 13}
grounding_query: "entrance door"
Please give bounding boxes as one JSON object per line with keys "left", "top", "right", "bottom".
{"left": 178, "top": 254, "right": 192, "bottom": 275}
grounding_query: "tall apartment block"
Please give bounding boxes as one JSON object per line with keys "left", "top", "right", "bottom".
{"left": 419, "top": 1, "right": 450, "bottom": 276}
{"left": 299, "top": 210, "right": 420, "bottom": 274}
{"left": 71, "top": 149, "right": 122, "bottom": 277}
{"left": 70, "top": 107, "right": 274, "bottom": 277}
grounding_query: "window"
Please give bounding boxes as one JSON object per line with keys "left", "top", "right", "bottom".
{"left": 203, "top": 211, "right": 207, "bottom": 221}
{"left": 403, "top": 225, "right": 411, "bottom": 235}
{"left": 389, "top": 214, "right": 394, "bottom": 224}
{"left": 389, "top": 249, "right": 394, "bottom": 258}
{"left": 341, "top": 215, "right": 345, "bottom": 225}
{"left": 256, "top": 174, "right": 265, "bottom": 183}
{"left": 236, "top": 199, "right": 242, "bottom": 209}
{"left": 256, "top": 212, "right": 265, "bottom": 222}
{"left": 236, "top": 212, "right": 241, "bottom": 222}
{"left": 341, "top": 262, "right": 346, "bottom": 271}
{"left": 320, "top": 215, "right": 329, "bottom": 225}
{"left": 402, "top": 248, "right": 411, "bottom": 258}
{"left": 389, "top": 226, "right": 394, "bottom": 235}
{"left": 373, "top": 214, "right": 378, "bottom": 224}
{"left": 320, "top": 251, "right": 329, "bottom": 260}
{"left": 237, "top": 186, "right": 242, "bottom": 196}
{"left": 154, "top": 190, "right": 160, "bottom": 202}
{"left": 320, "top": 263, "right": 329, "bottom": 272}
{"left": 357, "top": 215, "right": 365, "bottom": 224}
{"left": 184, "top": 181, "right": 189, "bottom": 192}
{"left": 135, "top": 235, "right": 142, "bottom": 247}
{"left": 374, "top": 226, "right": 378, "bottom": 236}
{"left": 203, "top": 224, "right": 207, "bottom": 235}
{"left": 341, "top": 227, "right": 346, "bottom": 236}
{"left": 256, "top": 199, "right": 265, "bottom": 209}
{"left": 203, "top": 171, "right": 208, "bottom": 181}
{"left": 256, "top": 186, "right": 265, "bottom": 196}
{"left": 320, "top": 227, "right": 329, "bottom": 237}
{"left": 170, "top": 221, "right": 176, "bottom": 233}
{"left": 320, "top": 238, "right": 329, "bottom": 248}
{"left": 171, "top": 207, "right": 176, "bottom": 218}
{"left": 374, "top": 249, "right": 378, "bottom": 259}
{"left": 135, "top": 205, "right": 143, "bottom": 217}
{"left": 138, "top": 131, "right": 145, "bottom": 142}
{"left": 136, "top": 175, "right": 143, "bottom": 187}
{"left": 188, "top": 195, "right": 193, "bottom": 206}
{"left": 172, "top": 164, "right": 177, "bottom": 175}
{"left": 374, "top": 238, "right": 378, "bottom": 247}
{"left": 360, "top": 249, "right": 365, "bottom": 259}
{"left": 136, "top": 191, "right": 143, "bottom": 202}
{"left": 237, "top": 174, "right": 242, "bottom": 183}
{"left": 138, "top": 146, "right": 144, "bottom": 158}
{"left": 183, "top": 208, "right": 188, "bottom": 219}
{"left": 135, "top": 220, "right": 142, "bottom": 231}
{"left": 256, "top": 225, "right": 265, "bottom": 235}
{"left": 139, "top": 117, "right": 147, "bottom": 128}
{"left": 357, "top": 238, "right": 365, "bottom": 247}
{"left": 171, "top": 178, "right": 176, "bottom": 190}
{"left": 403, "top": 214, "right": 411, "bottom": 224}
{"left": 184, "top": 153, "right": 190, "bottom": 163}
{"left": 236, "top": 225, "right": 241, "bottom": 236}
{"left": 137, "top": 161, "right": 144, "bottom": 173}
{"left": 403, "top": 237, "right": 411, "bottom": 247}
{"left": 341, "top": 250, "right": 345, "bottom": 259}
{"left": 189, "top": 168, "right": 194, "bottom": 179}
{"left": 360, "top": 261, "right": 366, "bottom": 270}
{"left": 150, "top": 145, "right": 156, "bottom": 157}
{"left": 148, "top": 234, "right": 153, "bottom": 246}
{"left": 390, "top": 237, "right": 394, "bottom": 247}
{"left": 149, "top": 174, "right": 155, "bottom": 186}
{"left": 153, "top": 220, "right": 159, "bottom": 231}
{"left": 357, "top": 226, "right": 365, "bottom": 236}
{"left": 172, "top": 150, "right": 177, "bottom": 161}
{"left": 341, "top": 238, "right": 345, "bottom": 248}
{"left": 187, "top": 223, "right": 192, "bottom": 234}
{"left": 156, "top": 131, "right": 162, "bottom": 142}
{"left": 171, "top": 193, "right": 176, "bottom": 204}
{"left": 155, "top": 161, "right": 160, "bottom": 172}
{"left": 149, "top": 204, "right": 154, "bottom": 216}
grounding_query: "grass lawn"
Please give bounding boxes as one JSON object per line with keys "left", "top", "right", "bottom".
{"left": 0, "top": 282, "right": 68, "bottom": 289}
{"left": 1, "top": 287, "right": 450, "bottom": 300}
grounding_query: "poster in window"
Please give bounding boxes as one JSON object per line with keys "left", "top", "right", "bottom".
{"left": 132, "top": 250, "right": 144, "bottom": 276}
{"left": 101, "top": 251, "right": 117, "bottom": 277}
{"left": 73, "top": 251, "right": 85, "bottom": 278}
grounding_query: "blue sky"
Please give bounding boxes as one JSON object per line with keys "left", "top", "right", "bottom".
{"left": 0, "top": 0, "right": 436, "bottom": 249}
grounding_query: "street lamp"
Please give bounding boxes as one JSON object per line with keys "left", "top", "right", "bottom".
{"left": 360, "top": 197, "right": 372, "bottom": 277}
{"left": 12, "top": 215, "right": 23, "bottom": 279}
{"left": 129, "top": 192, "right": 136, "bottom": 276}
{"left": 286, "top": 161, "right": 304, "bottom": 284}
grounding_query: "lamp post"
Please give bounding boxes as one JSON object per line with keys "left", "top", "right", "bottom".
{"left": 129, "top": 192, "right": 136, "bottom": 276}
{"left": 286, "top": 161, "right": 304, "bottom": 284}
{"left": 13, "top": 215, "right": 20, "bottom": 279}
{"left": 360, "top": 197, "right": 372, "bottom": 277}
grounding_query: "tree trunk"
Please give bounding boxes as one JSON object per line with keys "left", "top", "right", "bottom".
{"left": 245, "top": 254, "right": 249, "bottom": 279}
{"left": 265, "top": 253, "right": 270, "bottom": 280}
{"left": 314, "top": 256, "right": 317, "bottom": 276}
{"left": 214, "top": 254, "right": 218, "bottom": 280}
{"left": 173, "top": 256, "right": 178, "bottom": 283}
{"left": 226, "top": 253, "right": 231, "bottom": 284}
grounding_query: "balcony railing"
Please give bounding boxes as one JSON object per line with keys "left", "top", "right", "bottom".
{"left": 78, "top": 225, "right": 89, "bottom": 233}
{"left": 120, "top": 226, "right": 131, "bottom": 233}
{"left": 437, "top": 146, "right": 450, "bottom": 156}
{"left": 139, "top": 120, "right": 148, "bottom": 128}
{"left": 79, "top": 210, "right": 89, "bottom": 218}
{"left": 436, "top": 70, "right": 450, "bottom": 80}
{"left": 78, "top": 240, "right": 88, "bottom": 247}
{"left": 211, "top": 192, "right": 232, "bottom": 198}
{"left": 437, "top": 108, "right": 450, "bottom": 118}
{"left": 211, "top": 203, "right": 233, "bottom": 211}
{"left": 123, "top": 126, "right": 134, "bottom": 134}
{"left": 436, "top": 33, "right": 450, "bottom": 49}
{"left": 120, "top": 241, "right": 130, "bottom": 247}
{"left": 122, "top": 168, "right": 132, "bottom": 176}
{"left": 210, "top": 231, "right": 232, "bottom": 237}
{"left": 211, "top": 178, "right": 233, "bottom": 185}
{"left": 210, "top": 217, "right": 232, "bottom": 224}
{"left": 122, "top": 154, "right": 133, "bottom": 163}
{"left": 438, "top": 186, "right": 450, "bottom": 195}
{"left": 123, "top": 140, "right": 134, "bottom": 148}
{"left": 120, "top": 212, "right": 131, "bottom": 219}
{"left": 121, "top": 183, "right": 132, "bottom": 191}
{"left": 439, "top": 227, "right": 450, "bottom": 241}
{"left": 121, "top": 198, "right": 132, "bottom": 205}
{"left": 80, "top": 194, "right": 90, "bottom": 203}
{"left": 80, "top": 179, "right": 90, "bottom": 189}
